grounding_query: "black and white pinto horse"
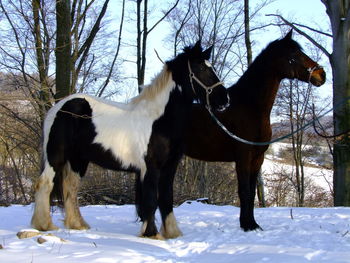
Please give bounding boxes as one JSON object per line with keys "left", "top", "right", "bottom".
{"left": 31, "top": 41, "right": 229, "bottom": 239}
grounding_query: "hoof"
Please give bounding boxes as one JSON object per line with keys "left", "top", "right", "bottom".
{"left": 161, "top": 212, "right": 183, "bottom": 239}
{"left": 64, "top": 219, "right": 90, "bottom": 230}
{"left": 241, "top": 223, "right": 263, "bottom": 232}
{"left": 32, "top": 221, "right": 59, "bottom": 232}
{"left": 160, "top": 225, "right": 183, "bottom": 239}
{"left": 139, "top": 233, "right": 165, "bottom": 240}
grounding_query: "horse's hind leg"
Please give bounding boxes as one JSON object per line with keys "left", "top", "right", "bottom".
{"left": 158, "top": 159, "right": 182, "bottom": 239}
{"left": 31, "top": 163, "right": 58, "bottom": 231}
{"left": 62, "top": 162, "right": 90, "bottom": 230}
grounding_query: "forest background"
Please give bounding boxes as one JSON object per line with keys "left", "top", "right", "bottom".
{"left": 0, "top": 0, "right": 348, "bottom": 209}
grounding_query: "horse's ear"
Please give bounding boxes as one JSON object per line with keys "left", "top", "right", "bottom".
{"left": 203, "top": 45, "right": 213, "bottom": 59}
{"left": 193, "top": 40, "right": 202, "bottom": 52}
{"left": 284, "top": 29, "right": 293, "bottom": 40}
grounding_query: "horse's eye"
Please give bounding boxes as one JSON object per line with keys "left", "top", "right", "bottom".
{"left": 199, "top": 64, "right": 206, "bottom": 71}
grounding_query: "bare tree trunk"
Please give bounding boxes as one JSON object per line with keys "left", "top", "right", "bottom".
{"left": 244, "top": 0, "right": 265, "bottom": 207}
{"left": 55, "top": 0, "right": 72, "bottom": 100}
{"left": 322, "top": 0, "right": 350, "bottom": 206}
{"left": 244, "top": 0, "right": 252, "bottom": 66}
{"left": 98, "top": 0, "right": 125, "bottom": 97}
{"left": 266, "top": 1, "right": 350, "bottom": 205}
{"left": 32, "top": 0, "right": 52, "bottom": 120}
{"left": 136, "top": 0, "right": 179, "bottom": 91}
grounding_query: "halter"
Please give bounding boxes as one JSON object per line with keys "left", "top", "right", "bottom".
{"left": 187, "top": 60, "right": 225, "bottom": 110}
{"left": 289, "top": 57, "right": 324, "bottom": 82}
{"left": 307, "top": 65, "right": 323, "bottom": 83}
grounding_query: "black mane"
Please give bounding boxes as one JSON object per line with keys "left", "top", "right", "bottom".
{"left": 167, "top": 41, "right": 208, "bottom": 71}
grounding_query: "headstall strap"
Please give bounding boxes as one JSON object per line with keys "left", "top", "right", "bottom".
{"left": 187, "top": 60, "right": 224, "bottom": 110}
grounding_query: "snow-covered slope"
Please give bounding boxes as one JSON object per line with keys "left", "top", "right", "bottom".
{"left": 1, "top": 203, "right": 349, "bottom": 262}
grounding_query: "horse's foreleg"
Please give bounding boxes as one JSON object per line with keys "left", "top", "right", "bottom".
{"left": 158, "top": 160, "right": 182, "bottom": 239}
{"left": 236, "top": 161, "right": 261, "bottom": 231}
{"left": 138, "top": 168, "right": 162, "bottom": 239}
{"left": 62, "top": 163, "right": 90, "bottom": 230}
{"left": 31, "top": 163, "right": 58, "bottom": 231}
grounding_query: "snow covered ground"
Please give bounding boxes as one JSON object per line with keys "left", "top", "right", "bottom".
{"left": 263, "top": 142, "right": 333, "bottom": 192}
{"left": 1, "top": 203, "right": 350, "bottom": 262}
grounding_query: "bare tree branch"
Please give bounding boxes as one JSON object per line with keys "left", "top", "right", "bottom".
{"left": 148, "top": 0, "right": 180, "bottom": 34}
{"left": 98, "top": 0, "right": 125, "bottom": 97}
{"left": 76, "top": 0, "right": 110, "bottom": 73}
{"left": 266, "top": 14, "right": 331, "bottom": 58}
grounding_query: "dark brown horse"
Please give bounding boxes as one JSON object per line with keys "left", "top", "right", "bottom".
{"left": 159, "top": 30, "right": 326, "bottom": 233}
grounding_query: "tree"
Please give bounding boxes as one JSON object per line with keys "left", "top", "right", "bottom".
{"left": 55, "top": 0, "right": 72, "bottom": 100}
{"left": 167, "top": 0, "right": 244, "bottom": 81}
{"left": 57, "top": 0, "right": 113, "bottom": 99}
{"left": 135, "top": 0, "right": 179, "bottom": 91}
{"left": 244, "top": 0, "right": 265, "bottom": 207}
{"left": 167, "top": 0, "right": 273, "bottom": 85}
{"left": 267, "top": 1, "right": 350, "bottom": 206}
{"left": 0, "top": 0, "right": 120, "bottom": 203}
{"left": 275, "top": 79, "right": 319, "bottom": 206}
{"left": 32, "top": 0, "right": 53, "bottom": 120}
{"left": 322, "top": 0, "right": 350, "bottom": 206}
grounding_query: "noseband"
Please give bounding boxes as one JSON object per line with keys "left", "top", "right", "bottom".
{"left": 187, "top": 60, "right": 225, "bottom": 110}
{"left": 289, "top": 58, "right": 323, "bottom": 82}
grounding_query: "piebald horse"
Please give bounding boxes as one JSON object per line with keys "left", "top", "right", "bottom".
{"left": 31, "top": 41, "right": 229, "bottom": 239}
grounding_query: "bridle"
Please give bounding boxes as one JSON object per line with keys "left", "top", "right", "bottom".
{"left": 187, "top": 60, "right": 225, "bottom": 110}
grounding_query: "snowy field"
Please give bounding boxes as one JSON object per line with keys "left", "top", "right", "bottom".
{"left": 1, "top": 203, "right": 350, "bottom": 262}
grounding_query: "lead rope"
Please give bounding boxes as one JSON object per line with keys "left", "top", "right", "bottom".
{"left": 207, "top": 70, "right": 348, "bottom": 146}
{"left": 207, "top": 106, "right": 332, "bottom": 146}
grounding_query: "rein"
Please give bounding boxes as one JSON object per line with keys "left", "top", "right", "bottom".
{"left": 188, "top": 60, "right": 224, "bottom": 110}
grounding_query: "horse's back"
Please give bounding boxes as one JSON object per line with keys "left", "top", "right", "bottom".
{"left": 43, "top": 93, "right": 152, "bottom": 174}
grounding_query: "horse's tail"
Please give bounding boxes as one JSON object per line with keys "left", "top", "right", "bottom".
{"left": 50, "top": 167, "right": 64, "bottom": 207}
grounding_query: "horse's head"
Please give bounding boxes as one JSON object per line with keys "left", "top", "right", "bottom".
{"left": 273, "top": 30, "right": 326, "bottom": 87}
{"left": 167, "top": 41, "right": 229, "bottom": 112}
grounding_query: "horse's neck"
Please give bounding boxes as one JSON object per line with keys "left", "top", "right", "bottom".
{"left": 229, "top": 70, "right": 282, "bottom": 116}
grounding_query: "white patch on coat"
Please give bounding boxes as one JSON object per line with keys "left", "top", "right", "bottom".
{"left": 62, "top": 162, "right": 90, "bottom": 230}
{"left": 161, "top": 212, "right": 183, "bottom": 239}
{"left": 205, "top": 60, "right": 221, "bottom": 80}
{"left": 43, "top": 65, "right": 175, "bottom": 182}
{"left": 31, "top": 163, "right": 58, "bottom": 231}
{"left": 140, "top": 221, "right": 148, "bottom": 236}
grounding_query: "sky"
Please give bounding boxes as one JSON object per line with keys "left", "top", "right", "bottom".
{"left": 108, "top": 0, "right": 332, "bottom": 102}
